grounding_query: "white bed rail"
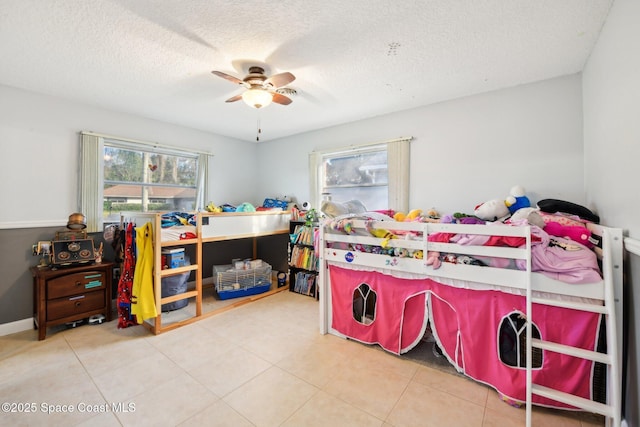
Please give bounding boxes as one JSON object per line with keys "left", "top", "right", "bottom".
{"left": 319, "top": 218, "right": 624, "bottom": 425}
{"left": 526, "top": 226, "right": 623, "bottom": 427}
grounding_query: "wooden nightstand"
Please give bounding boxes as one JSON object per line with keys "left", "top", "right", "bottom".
{"left": 30, "top": 262, "right": 113, "bottom": 340}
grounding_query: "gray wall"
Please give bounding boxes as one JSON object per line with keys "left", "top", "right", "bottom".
{"left": 0, "top": 227, "right": 62, "bottom": 327}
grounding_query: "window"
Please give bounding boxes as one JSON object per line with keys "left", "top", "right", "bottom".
{"left": 310, "top": 137, "right": 411, "bottom": 213}
{"left": 80, "top": 132, "right": 210, "bottom": 232}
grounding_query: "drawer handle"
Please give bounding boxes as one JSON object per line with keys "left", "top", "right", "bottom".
{"left": 69, "top": 295, "right": 85, "bottom": 301}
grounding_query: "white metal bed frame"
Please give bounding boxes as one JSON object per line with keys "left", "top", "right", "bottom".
{"left": 318, "top": 220, "right": 623, "bottom": 426}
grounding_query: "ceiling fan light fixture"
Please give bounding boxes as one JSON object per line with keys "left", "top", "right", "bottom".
{"left": 242, "top": 88, "right": 273, "bottom": 109}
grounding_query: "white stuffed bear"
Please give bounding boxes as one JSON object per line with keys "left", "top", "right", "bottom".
{"left": 474, "top": 199, "right": 510, "bottom": 222}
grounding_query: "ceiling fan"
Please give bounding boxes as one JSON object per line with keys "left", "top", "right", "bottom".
{"left": 211, "top": 66, "right": 296, "bottom": 109}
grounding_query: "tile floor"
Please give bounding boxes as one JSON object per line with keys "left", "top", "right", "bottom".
{"left": 0, "top": 291, "right": 605, "bottom": 427}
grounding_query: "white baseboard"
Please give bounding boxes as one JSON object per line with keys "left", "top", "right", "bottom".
{"left": 0, "top": 318, "right": 33, "bottom": 336}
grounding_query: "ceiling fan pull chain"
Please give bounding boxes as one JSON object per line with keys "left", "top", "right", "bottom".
{"left": 256, "top": 117, "right": 262, "bottom": 142}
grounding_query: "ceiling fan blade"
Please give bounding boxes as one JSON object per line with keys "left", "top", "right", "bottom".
{"left": 212, "top": 70, "right": 249, "bottom": 88}
{"left": 271, "top": 92, "right": 292, "bottom": 105}
{"left": 225, "top": 94, "right": 243, "bottom": 103}
{"left": 264, "top": 72, "right": 295, "bottom": 89}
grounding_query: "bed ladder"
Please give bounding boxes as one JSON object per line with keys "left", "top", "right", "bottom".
{"left": 525, "top": 227, "right": 622, "bottom": 427}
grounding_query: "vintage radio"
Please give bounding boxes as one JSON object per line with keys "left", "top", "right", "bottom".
{"left": 32, "top": 213, "right": 97, "bottom": 267}
{"left": 51, "top": 238, "right": 96, "bottom": 266}
{"left": 50, "top": 214, "right": 96, "bottom": 266}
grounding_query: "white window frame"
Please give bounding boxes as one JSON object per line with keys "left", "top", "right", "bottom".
{"left": 79, "top": 132, "right": 210, "bottom": 232}
{"left": 309, "top": 137, "right": 411, "bottom": 213}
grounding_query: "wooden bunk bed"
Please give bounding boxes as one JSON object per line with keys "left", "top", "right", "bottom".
{"left": 318, "top": 217, "right": 623, "bottom": 427}
{"left": 119, "top": 210, "right": 290, "bottom": 334}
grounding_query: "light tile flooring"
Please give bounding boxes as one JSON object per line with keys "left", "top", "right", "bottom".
{"left": 0, "top": 291, "right": 605, "bottom": 427}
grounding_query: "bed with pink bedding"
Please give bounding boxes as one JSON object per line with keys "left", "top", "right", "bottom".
{"left": 318, "top": 217, "right": 623, "bottom": 414}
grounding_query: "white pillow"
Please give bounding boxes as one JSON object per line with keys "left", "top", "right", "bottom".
{"left": 320, "top": 199, "right": 367, "bottom": 218}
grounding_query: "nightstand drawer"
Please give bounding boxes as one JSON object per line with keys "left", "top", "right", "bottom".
{"left": 47, "top": 291, "right": 105, "bottom": 321}
{"left": 47, "top": 271, "right": 106, "bottom": 299}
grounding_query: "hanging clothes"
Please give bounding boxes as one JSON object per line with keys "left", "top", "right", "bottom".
{"left": 131, "top": 221, "right": 158, "bottom": 323}
{"left": 117, "top": 222, "right": 137, "bottom": 328}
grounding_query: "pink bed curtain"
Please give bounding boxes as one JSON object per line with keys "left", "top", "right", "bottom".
{"left": 329, "top": 265, "right": 601, "bottom": 407}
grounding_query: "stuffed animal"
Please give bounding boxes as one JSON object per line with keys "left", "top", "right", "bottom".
{"left": 422, "top": 208, "right": 441, "bottom": 223}
{"left": 394, "top": 247, "right": 409, "bottom": 258}
{"left": 365, "top": 221, "right": 397, "bottom": 248}
{"left": 458, "top": 216, "right": 485, "bottom": 225}
{"left": 544, "top": 221, "right": 595, "bottom": 248}
{"left": 393, "top": 209, "right": 422, "bottom": 222}
{"left": 505, "top": 185, "right": 531, "bottom": 214}
{"left": 205, "top": 202, "right": 223, "bottom": 213}
{"left": 425, "top": 251, "right": 441, "bottom": 269}
{"left": 424, "top": 208, "right": 440, "bottom": 219}
{"left": 235, "top": 202, "right": 256, "bottom": 212}
{"left": 330, "top": 218, "right": 355, "bottom": 234}
{"left": 509, "top": 207, "right": 545, "bottom": 228}
{"left": 320, "top": 199, "right": 366, "bottom": 218}
{"left": 474, "top": 199, "right": 510, "bottom": 222}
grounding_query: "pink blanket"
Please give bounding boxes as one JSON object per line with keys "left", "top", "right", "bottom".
{"left": 428, "top": 225, "right": 602, "bottom": 284}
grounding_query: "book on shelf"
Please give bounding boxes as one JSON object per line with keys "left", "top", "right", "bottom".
{"left": 161, "top": 247, "right": 185, "bottom": 254}
{"left": 291, "top": 224, "right": 316, "bottom": 246}
{"left": 289, "top": 246, "right": 317, "bottom": 270}
{"left": 294, "top": 271, "right": 316, "bottom": 296}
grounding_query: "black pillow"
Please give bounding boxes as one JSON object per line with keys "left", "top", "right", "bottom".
{"left": 537, "top": 199, "right": 600, "bottom": 223}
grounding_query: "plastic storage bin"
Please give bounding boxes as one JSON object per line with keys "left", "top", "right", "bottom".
{"left": 213, "top": 263, "right": 272, "bottom": 300}
{"left": 161, "top": 256, "right": 190, "bottom": 311}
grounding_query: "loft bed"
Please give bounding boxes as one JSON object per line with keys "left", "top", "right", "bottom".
{"left": 318, "top": 217, "right": 623, "bottom": 426}
{"left": 159, "top": 210, "right": 291, "bottom": 242}
{"left": 119, "top": 210, "right": 290, "bottom": 334}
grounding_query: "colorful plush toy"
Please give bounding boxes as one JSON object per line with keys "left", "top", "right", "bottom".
{"left": 235, "top": 202, "right": 256, "bottom": 212}
{"left": 505, "top": 185, "right": 531, "bottom": 214}
{"left": 365, "top": 220, "right": 397, "bottom": 248}
{"left": 474, "top": 199, "right": 510, "bottom": 222}
{"left": 394, "top": 247, "right": 409, "bottom": 258}
{"left": 544, "top": 221, "right": 595, "bottom": 248}
{"left": 425, "top": 251, "right": 441, "bottom": 269}
{"left": 205, "top": 202, "right": 223, "bottom": 213}
{"left": 393, "top": 209, "right": 422, "bottom": 222}
{"left": 330, "top": 218, "right": 355, "bottom": 234}
{"left": 424, "top": 208, "right": 440, "bottom": 220}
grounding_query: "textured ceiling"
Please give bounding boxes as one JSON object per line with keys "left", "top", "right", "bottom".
{"left": 0, "top": 0, "right": 613, "bottom": 142}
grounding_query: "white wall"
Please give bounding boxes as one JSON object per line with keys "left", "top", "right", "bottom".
{"left": 583, "top": 0, "right": 640, "bottom": 233}
{"left": 583, "top": 0, "right": 640, "bottom": 423}
{"left": 258, "top": 74, "right": 585, "bottom": 216}
{"left": 0, "top": 84, "right": 259, "bottom": 228}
